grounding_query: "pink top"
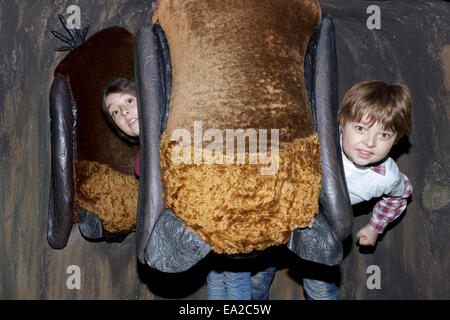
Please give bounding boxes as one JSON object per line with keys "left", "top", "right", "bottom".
{"left": 134, "top": 151, "right": 140, "bottom": 177}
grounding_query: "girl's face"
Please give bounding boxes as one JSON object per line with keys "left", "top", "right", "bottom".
{"left": 104, "top": 92, "right": 139, "bottom": 137}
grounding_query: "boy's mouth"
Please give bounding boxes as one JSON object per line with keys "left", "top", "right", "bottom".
{"left": 356, "top": 149, "right": 373, "bottom": 158}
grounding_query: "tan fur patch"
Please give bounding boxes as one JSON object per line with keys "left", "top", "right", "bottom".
{"left": 160, "top": 133, "right": 322, "bottom": 254}
{"left": 74, "top": 161, "right": 138, "bottom": 234}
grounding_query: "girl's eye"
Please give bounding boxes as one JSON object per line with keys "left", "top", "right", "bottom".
{"left": 380, "top": 132, "right": 392, "bottom": 139}
{"left": 355, "top": 125, "right": 364, "bottom": 131}
{"left": 127, "top": 98, "right": 134, "bottom": 104}
{"left": 111, "top": 110, "right": 118, "bottom": 117}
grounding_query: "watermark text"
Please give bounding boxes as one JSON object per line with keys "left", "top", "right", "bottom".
{"left": 170, "top": 121, "right": 280, "bottom": 175}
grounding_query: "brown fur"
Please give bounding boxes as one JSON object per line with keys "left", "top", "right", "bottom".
{"left": 153, "top": 0, "right": 321, "bottom": 143}
{"left": 154, "top": 0, "right": 323, "bottom": 253}
{"left": 74, "top": 161, "right": 138, "bottom": 234}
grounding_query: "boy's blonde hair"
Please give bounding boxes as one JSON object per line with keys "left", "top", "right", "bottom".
{"left": 337, "top": 81, "right": 412, "bottom": 141}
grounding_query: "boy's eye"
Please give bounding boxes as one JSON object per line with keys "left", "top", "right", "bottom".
{"left": 127, "top": 98, "right": 134, "bottom": 104}
{"left": 355, "top": 125, "right": 364, "bottom": 131}
{"left": 380, "top": 132, "right": 392, "bottom": 139}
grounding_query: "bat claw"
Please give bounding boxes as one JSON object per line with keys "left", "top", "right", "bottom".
{"left": 51, "top": 13, "right": 89, "bottom": 52}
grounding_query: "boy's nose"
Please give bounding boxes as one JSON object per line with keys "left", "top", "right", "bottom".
{"left": 363, "top": 134, "right": 377, "bottom": 147}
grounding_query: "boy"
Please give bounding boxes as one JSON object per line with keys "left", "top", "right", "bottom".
{"left": 303, "top": 80, "right": 413, "bottom": 299}
{"left": 338, "top": 80, "right": 413, "bottom": 246}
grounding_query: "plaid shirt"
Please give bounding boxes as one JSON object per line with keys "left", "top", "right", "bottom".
{"left": 367, "top": 164, "right": 413, "bottom": 233}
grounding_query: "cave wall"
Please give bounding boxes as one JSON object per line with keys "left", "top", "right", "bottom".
{"left": 0, "top": 0, "right": 448, "bottom": 299}
{"left": 320, "top": 0, "right": 449, "bottom": 300}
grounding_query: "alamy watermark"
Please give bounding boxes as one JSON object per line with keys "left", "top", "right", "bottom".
{"left": 66, "top": 265, "right": 81, "bottom": 290}
{"left": 366, "top": 5, "right": 381, "bottom": 30}
{"left": 366, "top": 265, "right": 381, "bottom": 290}
{"left": 66, "top": 5, "right": 81, "bottom": 29}
{"left": 170, "top": 121, "right": 280, "bottom": 175}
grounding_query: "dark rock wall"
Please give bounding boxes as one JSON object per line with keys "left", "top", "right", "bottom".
{"left": 0, "top": 0, "right": 448, "bottom": 299}
{"left": 321, "top": 0, "right": 449, "bottom": 300}
{"left": 0, "top": 0, "right": 163, "bottom": 300}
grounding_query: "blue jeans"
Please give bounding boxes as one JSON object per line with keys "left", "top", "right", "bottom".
{"left": 303, "top": 278, "right": 338, "bottom": 300}
{"left": 206, "top": 261, "right": 338, "bottom": 300}
{"left": 248, "top": 267, "right": 339, "bottom": 300}
{"left": 251, "top": 266, "right": 277, "bottom": 300}
{"left": 206, "top": 270, "right": 252, "bottom": 300}
{"left": 249, "top": 268, "right": 338, "bottom": 300}
{"left": 206, "top": 266, "right": 276, "bottom": 300}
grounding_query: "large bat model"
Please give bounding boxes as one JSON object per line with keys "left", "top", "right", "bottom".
{"left": 48, "top": 0, "right": 352, "bottom": 273}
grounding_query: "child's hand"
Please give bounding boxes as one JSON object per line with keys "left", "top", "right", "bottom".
{"left": 356, "top": 226, "right": 379, "bottom": 246}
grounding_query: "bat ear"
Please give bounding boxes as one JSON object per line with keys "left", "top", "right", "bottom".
{"left": 134, "top": 24, "right": 174, "bottom": 265}
{"left": 287, "top": 15, "right": 352, "bottom": 265}
{"left": 47, "top": 76, "right": 76, "bottom": 249}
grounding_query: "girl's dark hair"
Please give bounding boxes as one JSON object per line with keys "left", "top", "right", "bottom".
{"left": 101, "top": 78, "right": 139, "bottom": 145}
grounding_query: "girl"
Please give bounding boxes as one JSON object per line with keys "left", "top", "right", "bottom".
{"left": 101, "top": 78, "right": 141, "bottom": 176}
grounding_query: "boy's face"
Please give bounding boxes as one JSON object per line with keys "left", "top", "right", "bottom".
{"left": 105, "top": 92, "right": 139, "bottom": 137}
{"left": 341, "top": 117, "right": 396, "bottom": 166}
